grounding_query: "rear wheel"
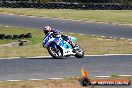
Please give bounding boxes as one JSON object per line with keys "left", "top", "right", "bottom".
{"left": 47, "top": 43, "right": 63, "bottom": 59}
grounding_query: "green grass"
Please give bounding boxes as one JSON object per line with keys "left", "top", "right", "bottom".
{"left": 111, "top": 73, "right": 119, "bottom": 78}
{"left": 0, "top": 26, "right": 48, "bottom": 57}
{"left": 1, "top": 26, "right": 132, "bottom": 58}
{"left": 0, "top": 8, "right": 132, "bottom": 24}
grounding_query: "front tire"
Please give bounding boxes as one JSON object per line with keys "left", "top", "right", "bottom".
{"left": 74, "top": 45, "right": 84, "bottom": 58}
{"left": 47, "top": 43, "right": 63, "bottom": 59}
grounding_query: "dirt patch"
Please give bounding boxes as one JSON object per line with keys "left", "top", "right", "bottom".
{"left": 0, "top": 40, "right": 30, "bottom": 47}
{"left": 0, "top": 79, "right": 92, "bottom": 88}
{"left": 0, "top": 77, "right": 131, "bottom": 88}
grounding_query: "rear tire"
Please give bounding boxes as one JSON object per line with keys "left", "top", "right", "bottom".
{"left": 47, "top": 43, "right": 63, "bottom": 59}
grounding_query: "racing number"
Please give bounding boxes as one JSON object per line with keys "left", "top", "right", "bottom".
{"left": 59, "top": 39, "right": 66, "bottom": 47}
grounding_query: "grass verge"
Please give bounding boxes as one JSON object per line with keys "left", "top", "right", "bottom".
{"left": 1, "top": 26, "right": 132, "bottom": 58}
{"left": 0, "top": 78, "right": 86, "bottom": 88}
{"left": 0, "top": 8, "right": 132, "bottom": 24}
{"left": 0, "top": 77, "right": 131, "bottom": 88}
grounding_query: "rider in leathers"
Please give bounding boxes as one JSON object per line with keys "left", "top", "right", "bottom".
{"left": 43, "top": 26, "right": 75, "bottom": 48}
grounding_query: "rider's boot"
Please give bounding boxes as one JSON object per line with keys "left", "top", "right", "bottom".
{"left": 71, "top": 43, "right": 78, "bottom": 53}
{"left": 68, "top": 40, "right": 75, "bottom": 48}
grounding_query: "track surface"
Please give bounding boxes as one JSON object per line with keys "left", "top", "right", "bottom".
{"left": 0, "top": 55, "right": 132, "bottom": 81}
{"left": 0, "top": 14, "right": 132, "bottom": 38}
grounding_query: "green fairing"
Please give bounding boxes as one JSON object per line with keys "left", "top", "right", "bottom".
{"left": 71, "top": 37, "right": 76, "bottom": 43}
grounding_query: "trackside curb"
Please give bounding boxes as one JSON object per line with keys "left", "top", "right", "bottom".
{"left": 1, "top": 54, "right": 132, "bottom": 59}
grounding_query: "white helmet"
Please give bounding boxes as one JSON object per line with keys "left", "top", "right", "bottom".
{"left": 43, "top": 26, "right": 51, "bottom": 35}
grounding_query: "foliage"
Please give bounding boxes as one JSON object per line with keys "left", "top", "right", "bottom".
{"left": 32, "top": 0, "right": 132, "bottom": 3}
{"left": 111, "top": 73, "right": 119, "bottom": 78}
{"left": 2, "top": 0, "right": 132, "bottom": 4}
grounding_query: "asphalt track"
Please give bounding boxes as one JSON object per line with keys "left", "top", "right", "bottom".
{"left": 0, "top": 55, "right": 132, "bottom": 81}
{"left": 0, "top": 13, "right": 132, "bottom": 38}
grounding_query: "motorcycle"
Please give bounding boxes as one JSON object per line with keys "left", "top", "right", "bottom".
{"left": 42, "top": 32, "right": 84, "bottom": 58}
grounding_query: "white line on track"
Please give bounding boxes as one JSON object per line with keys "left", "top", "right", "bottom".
{"left": 120, "top": 38, "right": 125, "bottom": 40}
{"left": 27, "top": 54, "right": 132, "bottom": 58}
{"left": 84, "top": 54, "right": 132, "bottom": 57}
{"left": 48, "top": 78, "right": 63, "bottom": 80}
{"left": 1, "top": 54, "right": 132, "bottom": 59}
{"left": 128, "top": 39, "right": 132, "bottom": 41}
{"left": 5, "top": 26, "right": 9, "bottom": 27}
{"left": 26, "top": 56, "right": 52, "bottom": 59}
{"left": 0, "top": 75, "right": 132, "bottom": 82}
{"left": 101, "top": 36, "right": 105, "bottom": 38}
{"left": 19, "top": 15, "right": 26, "bottom": 17}
{"left": 119, "top": 75, "right": 132, "bottom": 77}
{"left": 7, "top": 80, "right": 22, "bottom": 82}
{"left": 94, "top": 76, "right": 110, "bottom": 78}
{"left": 94, "top": 75, "right": 132, "bottom": 78}
{"left": 69, "top": 33, "right": 74, "bottom": 34}
{"left": 84, "top": 55, "right": 108, "bottom": 57}
{"left": 79, "top": 34, "right": 85, "bottom": 35}
{"left": 109, "top": 37, "right": 113, "bottom": 39}
{"left": 105, "top": 54, "right": 132, "bottom": 56}
{"left": 0, "top": 57, "right": 20, "bottom": 59}
{"left": 9, "top": 13, "right": 14, "bottom": 15}
{"left": 29, "top": 79, "right": 43, "bottom": 81}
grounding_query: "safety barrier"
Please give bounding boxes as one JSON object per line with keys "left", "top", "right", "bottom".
{"left": 0, "top": 33, "right": 32, "bottom": 40}
{"left": 0, "top": 2, "right": 132, "bottom": 10}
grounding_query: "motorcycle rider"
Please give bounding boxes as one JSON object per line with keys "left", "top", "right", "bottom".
{"left": 43, "top": 26, "right": 76, "bottom": 48}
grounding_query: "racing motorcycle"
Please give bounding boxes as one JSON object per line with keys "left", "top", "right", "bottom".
{"left": 42, "top": 32, "right": 84, "bottom": 58}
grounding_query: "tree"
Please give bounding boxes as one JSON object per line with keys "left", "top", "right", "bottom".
{"left": 20, "top": 0, "right": 132, "bottom": 3}
{"left": 122, "top": 0, "right": 132, "bottom": 4}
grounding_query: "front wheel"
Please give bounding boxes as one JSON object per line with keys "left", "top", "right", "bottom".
{"left": 47, "top": 43, "right": 63, "bottom": 59}
{"left": 74, "top": 45, "right": 84, "bottom": 58}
